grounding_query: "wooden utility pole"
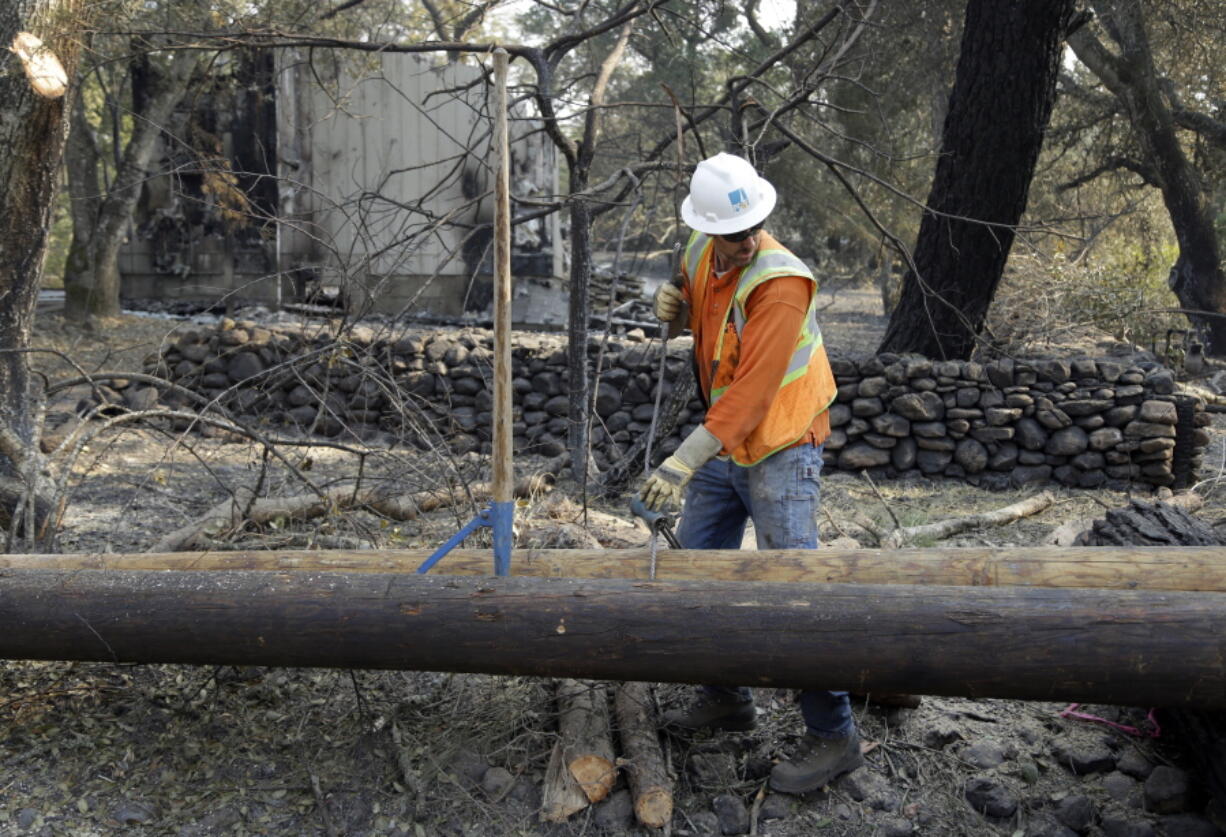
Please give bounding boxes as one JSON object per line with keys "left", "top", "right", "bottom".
{"left": 491, "top": 47, "right": 514, "bottom": 575}
{"left": 2, "top": 569, "right": 1225, "bottom": 708}
{"left": 7, "top": 546, "right": 1226, "bottom": 593}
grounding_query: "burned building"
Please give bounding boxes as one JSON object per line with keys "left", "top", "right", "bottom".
{"left": 119, "top": 48, "right": 564, "bottom": 324}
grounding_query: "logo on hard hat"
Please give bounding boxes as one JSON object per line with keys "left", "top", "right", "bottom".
{"left": 727, "top": 188, "right": 750, "bottom": 213}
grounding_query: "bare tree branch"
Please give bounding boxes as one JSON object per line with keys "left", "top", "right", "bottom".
{"left": 1173, "top": 107, "right": 1226, "bottom": 150}
{"left": 742, "top": 0, "right": 778, "bottom": 50}
{"left": 1059, "top": 155, "right": 1161, "bottom": 190}
{"left": 317, "top": 0, "right": 373, "bottom": 22}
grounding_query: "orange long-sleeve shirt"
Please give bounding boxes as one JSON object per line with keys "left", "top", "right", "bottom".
{"left": 685, "top": 235, "right": 831, "bottom": 456}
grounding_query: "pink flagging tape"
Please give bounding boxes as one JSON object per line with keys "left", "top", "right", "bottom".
{"left": 1058, "top": 703, "right": 1161, "bottom": 739}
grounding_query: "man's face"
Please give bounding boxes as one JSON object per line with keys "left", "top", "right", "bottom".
{"left": 711, "top": 226, "right": 762, "bottom": 268}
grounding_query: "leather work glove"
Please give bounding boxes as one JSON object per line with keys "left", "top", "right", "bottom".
{"left": 652, "top": 280, "right": 686, "bottom": 323}
{"left": 641, "top": 425, "right": 724, "bottom": 511}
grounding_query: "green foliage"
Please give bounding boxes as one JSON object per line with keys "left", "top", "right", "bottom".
{"left": 987, "top": 242, "right": 1184, "bottom": 359}
{"left": 1074, "top": 239, "right": 1186, "bottom": 355}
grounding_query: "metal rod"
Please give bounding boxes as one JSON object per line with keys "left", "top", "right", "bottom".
{"left": 415, "top": 509, "right": 491, "bottom": 574}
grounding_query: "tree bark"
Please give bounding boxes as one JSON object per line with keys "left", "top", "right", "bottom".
{"left": 0, "top": 0, "right": 91, "bottom": 536}
{"left": 3, "top": 569, "right": 1226, "bottom": 708}
{"left": 878, "top": 0, "right": 1075, "bottom": 359}
{"left": 61, "top": 91, "right": 102, "bottom": 320}
{"left": 1067, "top": 0, "right": 1226, "bottom": 355}
{"left": 65, "top": 47, "right": 200, "bottom": 320}
{"left": 540, "top": 740, "right": 590, "bottom": 822}
{"left": 9, "top": 545, "right": 1226, "bottom": 593}
{"left": 566, "top": 194, "right": 593, "bottom": 475}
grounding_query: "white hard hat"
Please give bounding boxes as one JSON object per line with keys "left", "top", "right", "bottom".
{"left": 680, "top": 152, "right": 777, "bottom": 235}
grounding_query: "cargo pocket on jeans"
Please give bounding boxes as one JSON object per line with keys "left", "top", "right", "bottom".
{"left": 783, "top": 449, "right": 823, "bottom": 502}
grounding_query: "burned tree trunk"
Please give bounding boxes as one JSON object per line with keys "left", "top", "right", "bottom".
{"left": 566, "top": 195, "right": 594, "bottom": 476}
{"left": 65, "top": 45, "right": 200, "bottom": 320}
{"left": 1073, "top": 499, "right": 1224, "bottom": 547}
{"left": 878, "top": 0, "right": 1075, "bottom": 359}
{"left": 61, "top": 92, "right": 102, "bottom": 320}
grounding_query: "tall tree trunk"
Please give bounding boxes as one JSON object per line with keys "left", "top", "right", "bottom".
{"left": 566, "top": 193, "right": 593, "bottom": 475}
{"left": 878, "top": 0, "right": 1074, "bottom": 359}
{"left": 561, "top": 21, "right": 632, "bottom": 477}
{"left": 1068, "top": 0, "right": 1226, "bottom": 355}
{"left": 66, "top": 47, "right": 199, "bottom": 320}
{"left": 0, "top": 0, "right": 91, "bottom": 535}
{"left": 62, "top": 92, "right": 102, "bottom": 321}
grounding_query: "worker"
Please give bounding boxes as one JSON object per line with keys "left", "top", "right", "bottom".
{"left": 642, "top": 151, "right": 858, "bottom": 795}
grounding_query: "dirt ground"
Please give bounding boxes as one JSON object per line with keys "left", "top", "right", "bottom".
{"left": 2, "top": 285, "right": 1226, "bottom": 836}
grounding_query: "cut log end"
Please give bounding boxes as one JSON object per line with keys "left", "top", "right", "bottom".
{"left": 569, "top": 755, "right": 617, "bottom": 803}
{"left": 634, "top": 787, "right": 673, "bottom": 829}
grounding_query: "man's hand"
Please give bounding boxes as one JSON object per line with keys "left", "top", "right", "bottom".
{"left": 641, "top": 425, "right": 723, "bottom": 511}
{"left": 652, "top": 280, "right": 685, "bottom": 323}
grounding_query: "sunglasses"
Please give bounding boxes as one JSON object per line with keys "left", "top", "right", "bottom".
{"left": 720, "top": 225, "right": 762, "bottom": 243}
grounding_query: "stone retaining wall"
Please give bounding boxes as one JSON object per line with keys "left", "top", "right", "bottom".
{"left": 138, "top": 320, "right": 1209, "bottom": 490}
{"left": 825, "top": 355, "right": 1206, "bottom": 491}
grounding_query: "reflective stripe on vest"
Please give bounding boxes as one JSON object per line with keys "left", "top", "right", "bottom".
{"left": 683, "top": 234, "right": 822, "bottom": 404}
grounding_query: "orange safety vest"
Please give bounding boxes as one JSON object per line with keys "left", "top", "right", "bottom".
{"left": 683, "top": 230, "right": 837, "bottom": 466}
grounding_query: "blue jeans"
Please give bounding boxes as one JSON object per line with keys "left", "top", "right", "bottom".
{"left": 676, "top": 443, "right": 853, "bottom": 739}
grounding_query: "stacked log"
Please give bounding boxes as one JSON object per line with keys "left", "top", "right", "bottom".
{"left": 51, "top": 320, "right": 1207, "bottom": 489}
{"left": 555, "top": 679, "right": 617, "bottom": 803}
{"left": 614, "top": 682, "right": 672, "bottom": 828}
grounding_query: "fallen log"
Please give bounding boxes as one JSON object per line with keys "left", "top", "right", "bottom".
{"left": 614, "top": 682, "right": 673, "bottom": 828}
{"left": 150, "top": 474, "right": 553, "bottom": 552}
{"left": 851, "top": 490, "right": 1055, "bottom": 548}
{"left": 5, "top": 545, "right": 1226, "bottom": 591}
{"left": 556, "top": 680, "right": 616, "bottom": 803}
{"left": 1, "top": 569, "right": 1224, "bottom": 708}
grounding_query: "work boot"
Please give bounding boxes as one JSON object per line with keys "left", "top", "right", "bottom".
{"left": 662, "top": 693, "right": 756, "bottom": 732}
{"left": 769, "top": 731, "right": 864, "bottom": 794}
